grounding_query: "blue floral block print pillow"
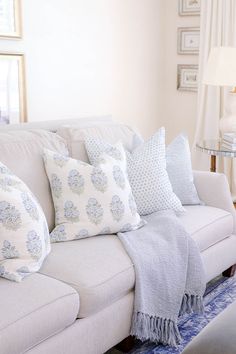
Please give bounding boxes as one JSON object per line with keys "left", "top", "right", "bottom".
{"left": 0, "top": 163, "right": 51, "bottom": 282}
{"left": 43, "top": 144, "right": 144, "bottom": 242}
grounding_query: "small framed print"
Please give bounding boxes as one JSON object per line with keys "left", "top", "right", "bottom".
{"left": 178, "top": 27, "right": 200, "bottom": 55}
{"left": 0, "top": 53, "right": 27, "bottom": 124}
{"left": 179, "top": 0, "right": 201, "bottom": 16}
{"left": 177, "top": 64, "right": 198, "bottom": 92}
{"left": 0, "top": 0, "right": 22, "bottom": 39}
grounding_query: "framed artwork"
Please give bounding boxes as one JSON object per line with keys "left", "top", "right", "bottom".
{"left": 177, "top": 64, "right": 198, "bottom": 92}
{"left": 0, "top": 0, "right": 22, "bottom": 39}
{"left": 0, "top": 53, "right": 27, "bottom": 124}
{"left": 179, "top": 0, "right": 201, "bottom": 16}
{"left": 178, "top": 27, "right": 200, "bottom": 54}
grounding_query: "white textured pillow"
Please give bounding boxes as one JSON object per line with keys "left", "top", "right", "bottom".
{"left": 57, "top": 123, "right": 143, "bottom": 162}
{"left": 166, "top": 134, "right": 201, "bottom": 205}
{"left": 43, "top": 145, "right": 143, "bottom": 242}
{"left": 85, "top": 128, "right": 185, "bottom": 216}
{"left": 0, "top": 162, "right": 51, "bottom": 282}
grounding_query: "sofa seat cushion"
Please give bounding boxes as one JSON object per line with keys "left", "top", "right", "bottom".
{"left": 39, "top": 235, "right": 135, "bottom": 318}
{"left": 180, "top": 206, "right": 233, "bottom": 251}
{"left": 39, "top": 206, "right": 232, "bottom": 320}
{"left": 0, "top": 273, "right": 79, "bottom": 354}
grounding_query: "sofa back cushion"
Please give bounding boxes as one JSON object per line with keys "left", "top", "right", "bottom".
{"left": 0, "top": 130, "right": 68, "bottom": 231}
{"left": 57, "top": 123, "right": 143, "bottom": 162}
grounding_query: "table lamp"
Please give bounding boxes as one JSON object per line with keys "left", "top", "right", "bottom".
{"left": 203, "top": 46, "right": 236, "bottom": 134}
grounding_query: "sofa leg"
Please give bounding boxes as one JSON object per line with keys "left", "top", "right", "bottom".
{"left": 116, "top": 336, "right": 135, "bottom": 352}
{"left": 223, "top": 264, "right": 236, "bottom": 277}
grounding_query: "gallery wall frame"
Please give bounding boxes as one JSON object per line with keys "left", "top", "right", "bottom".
{"left": 178, "top": 27, "right": 200, "bottom": 55}
{"left": 177, "top": 64, "right": 198, "bottom": 92}
{"left": 0, "top": 0, "right": 22, "bottom": 39}
{"left": 179, "top": 0, "right": 201, "bottom": 16}
{"left": 0, "top": 53, "right": 27, "bottom": 124}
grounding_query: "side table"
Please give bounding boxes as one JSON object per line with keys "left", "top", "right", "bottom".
{"left": 196, "top": 139, "right": 236, "bottom": 173}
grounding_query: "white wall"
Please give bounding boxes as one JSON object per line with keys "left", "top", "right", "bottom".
{"left": 0, "top": 0, "right": 166, "bottom": 138}
{"left": 161, "top": 0, "right": 200, "bottom": 144}
{"left": 0, "top": 0, "right": 201, "bottom": 141}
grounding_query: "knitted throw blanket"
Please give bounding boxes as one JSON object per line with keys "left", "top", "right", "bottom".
{"left": 118, "top": 210, "right": 206, "bottom": 347}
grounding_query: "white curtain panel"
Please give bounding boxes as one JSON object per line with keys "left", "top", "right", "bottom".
{"left": 192, "top": 0, "right": 236, "bottom": 198}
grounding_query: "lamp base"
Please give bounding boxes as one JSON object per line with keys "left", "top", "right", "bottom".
{"left": 219, "top": 115, "right": 236, "bottom": 135}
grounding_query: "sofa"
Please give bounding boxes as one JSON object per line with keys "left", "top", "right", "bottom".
{"left": 0, "top": 117, "right": 236, "bottom": 354}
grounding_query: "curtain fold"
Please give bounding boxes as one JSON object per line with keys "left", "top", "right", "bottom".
{"left": 192, "top": 0, "right": 236, "bottom": 199}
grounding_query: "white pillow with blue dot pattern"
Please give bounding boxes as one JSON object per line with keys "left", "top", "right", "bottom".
{"left": 0, "top": 162, "right": 51, "bottom": 282}
{"left": 85, "top": 128, "right": 185, "bottom": 216}
{"left": 43, "top": 145, "right": 143, "bottom": 242}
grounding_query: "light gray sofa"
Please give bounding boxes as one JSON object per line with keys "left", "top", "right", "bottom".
{"left": 0, "top": 117, "right": 236, "bottom": 354}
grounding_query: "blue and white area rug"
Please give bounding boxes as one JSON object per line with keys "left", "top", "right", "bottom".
{"left": 113, "top": 275, "right": 236, "bottom": 354}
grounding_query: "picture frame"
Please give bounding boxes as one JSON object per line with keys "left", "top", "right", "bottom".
{"left": 0, "top": 0, "right": 22, "bottom": 39}
{"left": 179, "top": 0, "right": 201, "bottom": 16}
{"left": 0, "top": 53, "right": 27, "bottom": 125}
{"left": 177, "top": 64, "right": 198, "bottom": 92}
{"left": 178, "top": 27, "right": 200, "bottom": 55}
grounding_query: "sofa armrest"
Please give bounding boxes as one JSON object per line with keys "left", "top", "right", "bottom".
{"left": 193, "top": 170, "right": 236, "bottom": 233}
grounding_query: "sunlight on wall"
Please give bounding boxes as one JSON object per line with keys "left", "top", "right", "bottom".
{"left": 0, "top": 0, "right": 166, "bottom": 138}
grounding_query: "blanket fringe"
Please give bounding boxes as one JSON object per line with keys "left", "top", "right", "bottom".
{"left": 131, "top": 295, "right": 204, "bottom": 347}
{"left": 131, "top": 312, "right": 181, "bottom": 347}
{"left": 179, "top": 294, "right": 204, "bottom": 316}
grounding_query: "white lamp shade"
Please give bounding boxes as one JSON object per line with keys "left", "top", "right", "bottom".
{"left": 203, "top": 47, "right": 236, "bottom": 86}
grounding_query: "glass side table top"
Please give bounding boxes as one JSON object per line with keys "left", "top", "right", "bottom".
{"left": 196, "top": 139, "right": 236, "bottom": 158}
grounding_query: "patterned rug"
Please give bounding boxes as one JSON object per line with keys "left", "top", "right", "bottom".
{"left": 111, "top": 274, "right": 236, "bottom": 354}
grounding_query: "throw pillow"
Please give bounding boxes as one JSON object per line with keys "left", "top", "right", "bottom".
{"left": 85, "top": 128, "right": 185, "bottom": 216}
{"left": 166, "top": 134, "right": 201, "bottom": 205}
{"left": 43, "top": 145, "right": 143, "bottom": 242}
{"left": 0, "top": 162, "right": 51, "bottom": 282}
{"left": 56, "top": 123, "right": 143, "bottom": 162}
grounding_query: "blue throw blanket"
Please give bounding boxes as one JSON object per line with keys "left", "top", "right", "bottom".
{"left": 118, "top": 210, "right": 206, "bottom": 347}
